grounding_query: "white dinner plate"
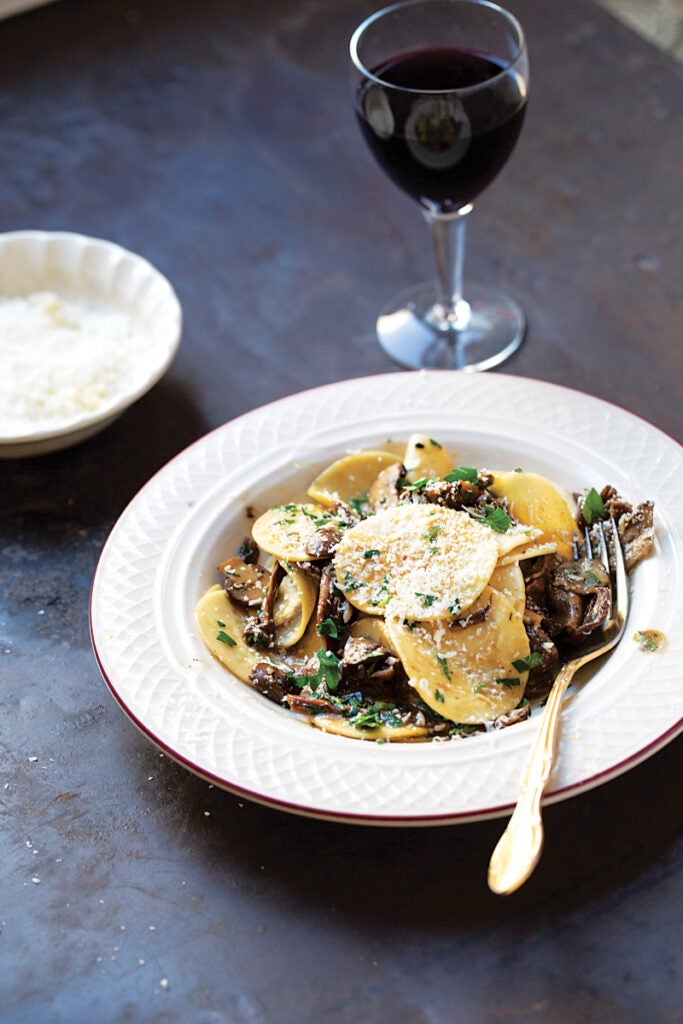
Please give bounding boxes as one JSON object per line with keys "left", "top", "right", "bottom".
{"left": 90, "top": 371, "right": 683, "bottom": 825}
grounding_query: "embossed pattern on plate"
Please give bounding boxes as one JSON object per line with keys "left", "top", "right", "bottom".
{"left": 90, "top": 372, "right": 683, "bottom": 824}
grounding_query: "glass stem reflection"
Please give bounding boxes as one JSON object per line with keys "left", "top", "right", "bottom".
{"left": 424, "top": 204, "right": 473, "bottom": 335}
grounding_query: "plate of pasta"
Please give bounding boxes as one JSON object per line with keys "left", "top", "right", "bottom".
{"left": 90, "top": 371, "right": 683, "bottom": 824}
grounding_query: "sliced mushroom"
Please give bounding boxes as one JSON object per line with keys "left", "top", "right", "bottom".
{"left": 316, "top": 562, "right": 353, "bottom": 651}
{"left": 369, "top": 462, "right": 406, "bottom": 512}
{"left": 285, "top": 692, "right": 341, "bottom": 715}
{"left": 250, "top": 662, "right": 292, "bottom": 703}
{"left": 404, "top": 472, "right": 495, "bottom": 511}
{"left": 236, "top": 536, "right": 260, "bottom": 565}
{"left": 600, "top": 485, "right": 632, "bottom": 521}
{"left": 493, "top": 703, "right": 532, "bottom": 729}
{"left": 547, "top": 585, "right": 584, "bottom": 634}
{"left": 551, "top": 558, "right": 610, "bottom": 596}
{"left": 305, "top": 523, "right": 343, "bottom": 559}
{"left": 522, "top": 605, "right": 560, "bottom": 695}
{"left": 565, "top": 585, "right": 611, "bottom": 645}
{"left": 618, "top": 500, "right": 655, "bottom": 571}
{"left": 218, "top": 557, "right": 270, "bottom": 607}
{"left": 450, "top": 598, "right": 491, "bottom": 629}
{"left": 243, "top": 560, "right": 286, "bottom": 648}
{"left": 339, "top": 635, "right": 400, "bottom": 686}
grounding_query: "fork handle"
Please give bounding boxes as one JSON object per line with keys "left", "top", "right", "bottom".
{"left": 487, "top": 661, "right": 577, "bottom": 895}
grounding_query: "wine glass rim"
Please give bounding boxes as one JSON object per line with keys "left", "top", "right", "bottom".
{"left": 349, "top": 0, "right": 527, "bottom": 94}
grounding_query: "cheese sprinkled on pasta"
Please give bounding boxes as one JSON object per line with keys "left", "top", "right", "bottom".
{"left": 333, "top": 504, "right": 499, "bottom": 621}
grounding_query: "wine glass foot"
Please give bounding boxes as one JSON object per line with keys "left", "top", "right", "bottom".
{"left": 376, "top": 281, "right": 526, "bottom": 371}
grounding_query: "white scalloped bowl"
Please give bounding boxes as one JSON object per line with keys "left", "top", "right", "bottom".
{"left": 0, "top": 230, "right": 182, "bottom": 458}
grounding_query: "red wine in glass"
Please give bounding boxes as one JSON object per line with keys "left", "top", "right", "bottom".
{"left": 356, "top": 46, "right": 527, "bottom": 212}
{"left": 350, "top": 0, "right": 530, "bottom": 371}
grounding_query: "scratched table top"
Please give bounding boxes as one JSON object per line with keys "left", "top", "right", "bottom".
{"left": 0, "top": 1, "right": 681, "bottom": 1021}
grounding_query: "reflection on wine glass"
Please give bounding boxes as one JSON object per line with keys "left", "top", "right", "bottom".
{"left": 350, "top": 0, "right": 529, "bottom": 370}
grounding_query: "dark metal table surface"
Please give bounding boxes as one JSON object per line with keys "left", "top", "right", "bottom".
{"left": 1, "top": 0, "right": 681, "bottom": 1021}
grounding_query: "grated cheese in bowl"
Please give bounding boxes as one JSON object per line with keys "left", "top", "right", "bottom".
{"left": 0, "top": 291, "right": 164, "bottom": 435}
{"left": 0, "top": 230, "right": 182, "bottom": 457}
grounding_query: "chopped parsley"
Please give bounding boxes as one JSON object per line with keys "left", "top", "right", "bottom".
{"left": 423, "top": 524, "right": 442, "bottom": 540}
{"left": 317, "top": 617, "right": 340, "bottom": 638}
{"left": 633, "top": 630, "right": 663, "bottom": 652}
{"left": 349, "top": 495, "right": 370, "bottom": 517}
{"left": 290, "top": 649, "right": 342, "bottom": 692}
{"left": 444, "top": 466, "right": 478, "bottom": 484}
{"left": 364, "top": 548, "right": 381, "bottom": 558}
{"left": 495, "top": 676, "right": 520, "bottom": 688}
{"left": 368, "top": 581, "right": 393, "bottom": 608}
{"left": 216, "top": 629, "right": 237, "bottom": 647}
{"left": 343, "top": 571, "right": 364, "bottom": 591}
{"left": 349, "top": 701, "right": 402, "bottom": 730}
{"left": 415, "top": 592, "right": 437, "bottom": 607}
{"left": 422, "top": 523, "right": 442, "bottom": 555}
{"left": 512, "top": 652, "right": 544, "bottom": 673}
{"left": 582, "top": 487, "right": 606, "bottom": 524}
{"left": 398, "top": 476, "right": 430, "bottom": 491}
{"left": 480, "top": 506, "right": 512, "bottom": 533}
{"left": 236, "top": 540, "right": 257, "bottom": 563}
{"left": 434, "top": 689, "right": 445, "bottom": 703}
{"left": 436, "top": 655, "right": 451, "bottom": 680}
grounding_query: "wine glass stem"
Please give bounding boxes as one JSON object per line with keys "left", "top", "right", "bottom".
{"left": 423, "top": 205, "right": 473, "bottom": 333}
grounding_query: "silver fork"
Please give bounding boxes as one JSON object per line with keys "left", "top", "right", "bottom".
{"left": 487, "top": 517, "right": 629, "bottom": 895}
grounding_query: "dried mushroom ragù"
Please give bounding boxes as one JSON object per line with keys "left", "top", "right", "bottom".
{"left": 195, "top": 434, "right": 655, "bottom": 742}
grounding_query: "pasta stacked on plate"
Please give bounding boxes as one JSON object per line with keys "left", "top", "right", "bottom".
{"left": 195, "top": 434, "right": 649, "bottom": 742}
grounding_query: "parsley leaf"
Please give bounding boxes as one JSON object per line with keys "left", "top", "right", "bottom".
{"left": 480, "top": 506, "right": 512, "bottom": 533}
{"left": 436, "top": 655, "right": 451, "bottom": 680}
{"left": 343, "top": 570, "right": 363, "bottom": 591}
{"left": 495, "top": 676, "right": 520, "bottom": 688}
{"left": 290, "top": 649, "right": 342, "bottom": 692}
{"left": 316, "top": 617, "right": 340, "bottom": 638}
{"left": 633, "top": 630, "right": 661, "bottom": 652}
{"left": 216, "top": 630, "right": 237, "bottom": 647}
{"left": 444, "top": 466, "right": 479, "bottom": 484}
{"left": 349, "top": 495, "right": 370, "bottom": 517}
{"left": 349, "top": 701, "right": 401, "bottom": 730}
{"left": 398, "top": 476, "right": 430, "bottom": 491}
{"left": 512, "top": 652, "right": 544, "bottom": 673}
{"left": 582, "top": 487, "right": 606, "bottom": 524}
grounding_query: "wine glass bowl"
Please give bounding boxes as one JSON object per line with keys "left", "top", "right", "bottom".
{"left": 350, "top": 0, "right": 529, "bottom": 370}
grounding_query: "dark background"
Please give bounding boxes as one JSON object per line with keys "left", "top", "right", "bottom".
{"left": 0, "top": 1, "right": 681, "bottom": 1021}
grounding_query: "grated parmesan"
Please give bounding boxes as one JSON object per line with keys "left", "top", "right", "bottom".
{"left": 0, "top": 291, "right": 164, "bottom": 436}
{"left": 333, "top": 503, "right": 500, "bottom": 621}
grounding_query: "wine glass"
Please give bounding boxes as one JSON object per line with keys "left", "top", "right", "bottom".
{"left": 350, "top": 0, "right": 529, "bottom": 370}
